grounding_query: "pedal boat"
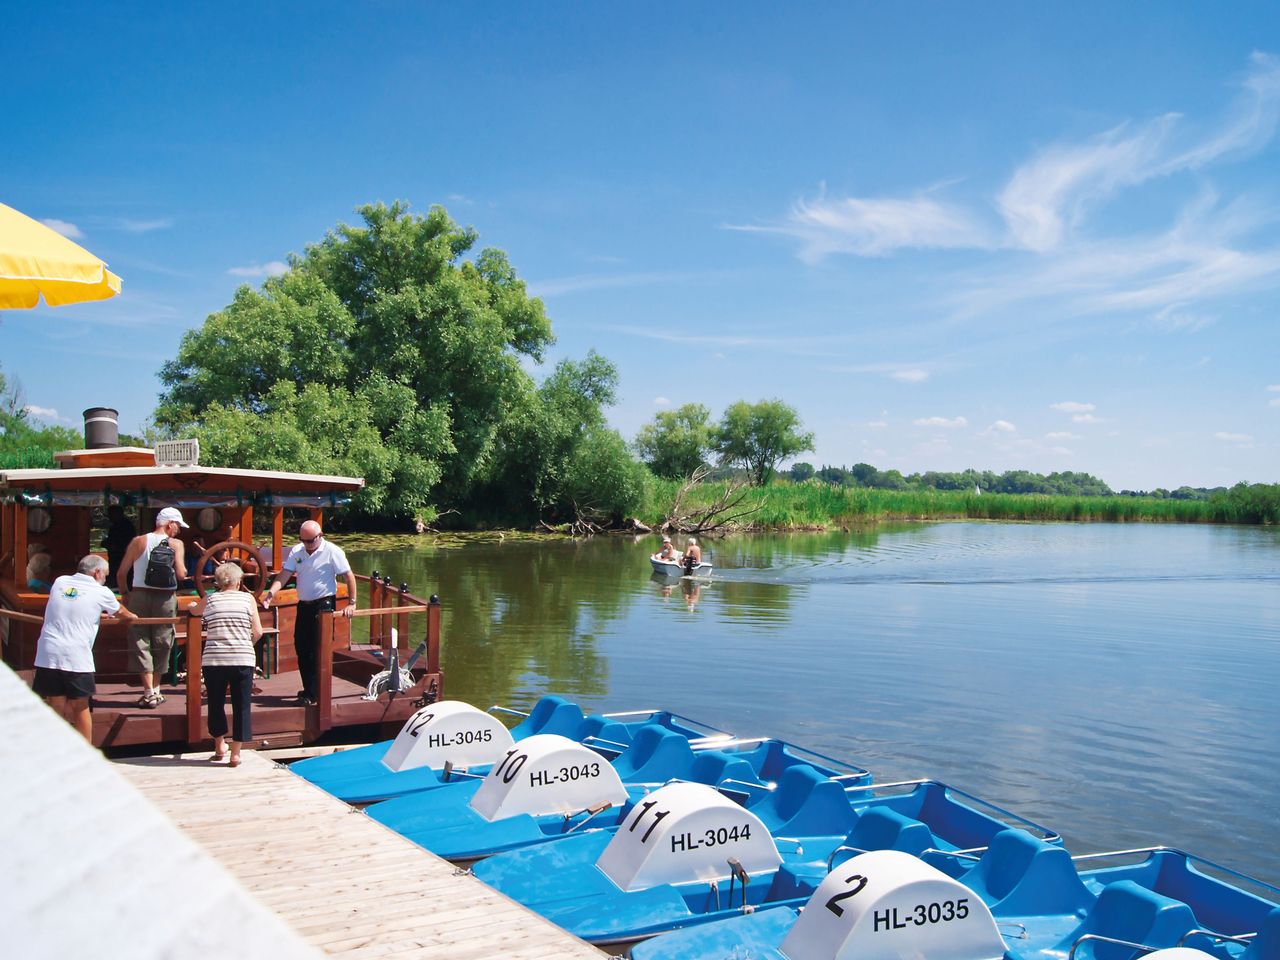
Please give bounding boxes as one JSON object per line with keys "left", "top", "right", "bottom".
{"left": 290, "top": 695, "right": 726, "bottom": 804}
{"left": 631, "top": 832, "right": 1280, "bottom": 960}
{"left": 365, "top": 733, "right": 871, "bottom": 861}
{"left": 467, "top": 777, "right": 1058, "bottom": 945}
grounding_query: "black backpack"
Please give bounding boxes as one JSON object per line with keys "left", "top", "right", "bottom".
{"left": 144, "top": 537, "right": 178, "bottom": 589}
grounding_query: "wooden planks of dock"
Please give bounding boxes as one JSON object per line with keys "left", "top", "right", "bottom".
{"left": 115, "top": 751, "right": 607, "bottom": 960}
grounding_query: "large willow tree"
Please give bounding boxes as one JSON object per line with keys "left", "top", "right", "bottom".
{"left": 157, "top": 202, "right": 640, "bottom": 524}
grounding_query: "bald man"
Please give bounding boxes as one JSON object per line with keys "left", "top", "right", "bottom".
{"left": 263, "top": 520, "right": 357, "bottom": 706}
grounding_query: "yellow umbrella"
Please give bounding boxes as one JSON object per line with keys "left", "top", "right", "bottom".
{"left": 0, "top": 202, "right": 122, "bottom": 309}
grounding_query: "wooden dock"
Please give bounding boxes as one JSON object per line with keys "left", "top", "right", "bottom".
{"left": 115, "top": 750, "right": 607, "bottom": 960}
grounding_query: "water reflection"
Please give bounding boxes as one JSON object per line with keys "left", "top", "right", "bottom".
{"left": 340, "top": 523, "right": 1280, "bottom": 885}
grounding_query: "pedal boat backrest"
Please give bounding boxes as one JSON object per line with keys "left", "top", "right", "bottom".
{"left": 611, "top": 727, "right": 697, "bottom": 783}
{"left": 1067, "top": 880, "right": 1198, "bottom": 960}
{"left": 751, "top": 765, "right": 857, "bottom": 838}
{"left": 960, "top": 828, "right": 1093, "bottom": 916}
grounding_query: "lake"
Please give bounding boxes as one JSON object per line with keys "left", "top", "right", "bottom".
{"left": 340, "top": 521, "right": 1280, "bottom": 885}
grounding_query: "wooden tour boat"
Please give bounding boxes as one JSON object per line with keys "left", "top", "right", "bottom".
{"left": 0, "top": 423, "right": 443, "bottom": 752}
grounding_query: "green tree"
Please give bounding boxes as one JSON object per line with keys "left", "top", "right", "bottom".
{"left": 156, "top": 202, "right": 560, "bottom": 521}
{"left": 712, "top": 399, "right": 815, "bottom": 486}
{"left": 788, "top": 461, "right": 815, "bottom": 482}
{"left": 634, "top": 403, "right": 713, "bottom": 479}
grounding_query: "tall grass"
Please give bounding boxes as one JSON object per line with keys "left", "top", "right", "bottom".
{"left": 644, "top": 479, "right": 1275, "bottom": 528}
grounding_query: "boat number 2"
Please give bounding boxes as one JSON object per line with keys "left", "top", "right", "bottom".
{"left": 825, "top": 873, "right": 868, "bottom": 917}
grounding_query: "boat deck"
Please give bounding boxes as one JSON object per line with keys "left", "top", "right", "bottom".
{"left": 89, "top": 665, "right": 422, "bottom": 750}
{"left": 115, "top": 750, "right": 607, "bottom": 959}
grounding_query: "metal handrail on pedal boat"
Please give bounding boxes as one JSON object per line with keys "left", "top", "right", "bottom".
{"left": 842, "top": 778, "right": 1061, "bottom": 843}
{"left": 1069, "top": 846, "right": 1280, "bottom": 899}
{"left": 1068, "top": 933, "right": 1164, "bottom": 960}
{"left": 1178, "top": 929, "right": 1257, "bottom": 948}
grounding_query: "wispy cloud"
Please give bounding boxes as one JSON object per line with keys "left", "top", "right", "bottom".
{"left": 913, "top": 416, "right": 968, "bottom": 428}
{"left": 1051, "top": 401, "right": 1095, "bottom": 413}
{"left": 228, "top": 261, "right": 288, "bottom": 278}
{"left": 743, "top": 54, "right": 1280, "bottom": 328}
{"left": 1267, "top": 384, "right": 1280, "bottom": 392}
{"left": 41, "top": 219, "right": 83, "bottom": 239}
{"left": 729, "top": 187, "right": 991, "bottom": 261}
{"left": 890, "top": 368, "right": 929, "bottom": 383}
{"left": 1046, "top": 431, "right": 1082, "bottom": 440}
{"left": 986, "top": 420, "right": 1017, "bottom": 433}
{"left": 1215, "top": 430, "right": 1254, "bottom": 443}
{"left": 653, "top": 396, "right": 671, "bottom": 407}
{"left": 998, "top": 117, "right": 1173, "bottom": 252}
{"left": 117, "top": 217, "right": 173, "bottom": 233}
{"left": 1073, "top": 413, "right": 1103, "bottom": 424}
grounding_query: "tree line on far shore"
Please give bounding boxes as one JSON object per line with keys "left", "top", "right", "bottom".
{"left": 2, "top": 201, "right": 1277, "bottom": 529}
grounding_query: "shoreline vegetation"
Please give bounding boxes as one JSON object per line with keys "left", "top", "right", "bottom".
{"left": 635, "top": 479, "right": 1280, "bottom": 530}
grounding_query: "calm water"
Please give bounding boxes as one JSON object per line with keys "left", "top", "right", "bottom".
{"left": 341, "top": 522, "right": 1280, "bottom": 884}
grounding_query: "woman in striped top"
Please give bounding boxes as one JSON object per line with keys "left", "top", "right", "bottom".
{"left": 201, "top": 562, "right": 264, "bottom": 767}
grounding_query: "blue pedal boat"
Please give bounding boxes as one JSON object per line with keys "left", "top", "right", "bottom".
{"left": 290, "top": 695, "right": 724, "bottom": 804}
{"left": 631, "top": 829, "right": 1280, "bottom": 960}
{"left": 365, "top": 731, "right": 871, "bottom": 861}
{"left": 467, "top": 776, "right": 1057, "bottom": 945}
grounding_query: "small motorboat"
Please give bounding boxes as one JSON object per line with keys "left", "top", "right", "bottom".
{"left": 650, "top": 555, "right": 713, "bottom": 577}
{"left": 290, "top": 695, "right": 728, "bottom": 804}
{"left": 468, "top": 778, "right": 1059, "bottom": 945}
{"left": 630, "top": 835, "right": 1280, "bottom": 960}
{"left": 365, "top": 735, "right": 871, "bottom": 862}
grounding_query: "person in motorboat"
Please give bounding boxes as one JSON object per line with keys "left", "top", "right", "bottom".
{"left": 652, "top": 536, "right": 679, "bottom": 563}
{"left": 683, "top": 537, "right": 702, "bottom": 573}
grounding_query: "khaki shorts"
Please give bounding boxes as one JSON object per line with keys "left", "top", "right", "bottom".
{"left": 127, "top": 589, "right": 177, "bottom": 674}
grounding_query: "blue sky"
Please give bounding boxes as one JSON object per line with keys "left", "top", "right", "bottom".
{"left": 3, "top": 2, "right": 1278, "bottom": 491}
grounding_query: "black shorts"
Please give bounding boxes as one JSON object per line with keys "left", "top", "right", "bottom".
{"left": 32, "top": 667, "right": 96, "bottom": 700}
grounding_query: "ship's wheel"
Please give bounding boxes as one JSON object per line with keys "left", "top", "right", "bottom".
{"left": 193, "top": 540, "right": 269, "bottom": 599}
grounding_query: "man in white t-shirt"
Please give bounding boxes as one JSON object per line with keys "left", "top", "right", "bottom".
{"left": 33, "top": 554, "right": 137, "bottom": 741}
{"left": 263, "top": 520, "right": 357, "bottom": 706}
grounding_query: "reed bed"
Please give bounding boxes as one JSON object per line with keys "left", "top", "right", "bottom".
{"left": 645, "top": 479, "right": 1276, "bottom": 529}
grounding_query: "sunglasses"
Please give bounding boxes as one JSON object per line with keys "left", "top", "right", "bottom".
{"left": 302, "top": 535, "right": 322, "bottom": 546}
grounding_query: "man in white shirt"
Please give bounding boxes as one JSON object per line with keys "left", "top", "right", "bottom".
{"left": 33, "top": 554, "right": 137, "bottom": 741}
{"left": 263, "top": 520, "right": 357, "bottom": 706}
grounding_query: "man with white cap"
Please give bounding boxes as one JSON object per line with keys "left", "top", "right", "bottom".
{"left": 654, "top": 536, "right": 679, "bottom": 562}
{"left": 118, "top": 507, "right": 190, "bottom": 708}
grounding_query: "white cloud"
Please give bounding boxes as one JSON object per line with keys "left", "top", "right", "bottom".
{"left": 1046, "top": 431, "right": 1082, "bottom": 440}
{"left": 890, "top": 368, "right": 929, "bottom": 383}
{"left": 1266, "top": 384, "right": 1280, "bottom": 392}
{"left": 1270, "top": 397, "right": 1280, "bottom": 407}
{"left": 1051, "top": 401, "right": 1095, "bottom": 413}
{"left": 998, "top": 118, "right": 1172, "bottom": 252}
{"left": 912, "top": 416, "right": 968, "bottom": 428}
{"left": 987, "top": 420, "right": 1017, "bottom": 433}
{"left": 24, "top": 405, "right": 74, "bottom": 424}
{"left": 867, "top": 420, "right": 888, "bottom": 429}
{"left": 227, "top": 261, "right": 288, "bottom": 278}
{"left": 41, "top": 219, "right": 83, "bottom": 239}
{"left": 1073, "top": 413, "right": 1103, "bottom": 424}
{"left": 117, "top": 217, "right": 173, "bottom": 233}
{"left": 653, "top": 396, "right": 671, "bottom": 407}
{"left": 729, "top": 187, "right": 991, "bottom": 261}
{"left": 998, "top": 53, "right": 1280, "bottom": 253}
{"left": 1214, "top": 431, "right": 1254, "bottom": 442}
